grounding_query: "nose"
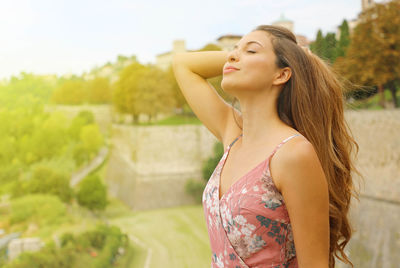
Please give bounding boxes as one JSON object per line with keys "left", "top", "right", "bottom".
{"left": 227, "top": 48, "right": 238, "bottom": 62}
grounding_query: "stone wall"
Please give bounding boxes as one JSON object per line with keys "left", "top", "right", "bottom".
{"left": 105, "top": 124, "right": 217, "bottom": 210}
{"left": 337, "top": 109, "right": 400, "bottom": 267}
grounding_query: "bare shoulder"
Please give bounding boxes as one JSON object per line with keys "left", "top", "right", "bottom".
{"left": 271, "top": 136, "right": 327, "bottom": 194}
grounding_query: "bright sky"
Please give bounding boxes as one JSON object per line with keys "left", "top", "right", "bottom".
{"left": 0, "top": 0, "right": 370, "bottom": 80}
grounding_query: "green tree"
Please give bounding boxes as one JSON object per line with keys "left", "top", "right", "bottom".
{"left": 310, "top": 30, "right": 338, "bottom": 63}
{"left": 80, "top": 124, "right": 103, "bottom": 157}
{"left": 51, "top": 80, "right": 87, "bottom": 105}
{"left": 76, "top": 175, "right": 108, "bottom": 211}
{"left": 30, "top": 112, "right": 69, "bottom": 160}
{"left": 336, "top": 19, "right": 350, "bottom": 58}
{"left": 334, "top": 0, "right": 400, "bottom": 108}
{"left": 0, "top": 72, "right": 55, "bottom": 108}
{"left": 134, "top": 65, "right": 176, "bottom": 122}
{"left": 9, "top": 194, "right": 67, "bottom": 225}
{"left": 112, "top": 62, "right": 146, "bottom": 123}
{"left": 113, "top": 62, "right": 176, "bottom": 123}
{"left": 324, "top": 33, "right": 337, "bottom": 63}
{"left": 21, "top": 166, "right": 74, "bottom": 203}
{"left": 68, "top": 110, "right": 95, "bottom": 140}
{"left": 310, "top": 29, "right": 325, "bottom": 57}
{"left": 86, "top": 77, "right": 111, "bottom": 104}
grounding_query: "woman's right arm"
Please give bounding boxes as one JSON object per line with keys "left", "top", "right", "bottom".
{"left": 172, "top": 51, "right": 234, "bottom": 144}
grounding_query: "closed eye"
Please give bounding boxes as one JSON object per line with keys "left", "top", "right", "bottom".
{"left": 247, "top": 51, "right": 256, "bottom": 53}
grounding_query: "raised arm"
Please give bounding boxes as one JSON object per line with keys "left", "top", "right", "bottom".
{"left": 172, "top": 51, "right": 240, "bottom": 144}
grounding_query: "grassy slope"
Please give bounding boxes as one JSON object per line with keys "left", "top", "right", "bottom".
{"left": 109, "top": 205, "right": 211, "bottom": 268}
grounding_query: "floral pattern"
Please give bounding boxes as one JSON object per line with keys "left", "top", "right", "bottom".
{"left": 202, "top": 133, "right": 300, "bottom": 267}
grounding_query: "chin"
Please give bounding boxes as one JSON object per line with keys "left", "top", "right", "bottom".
{"left": 221, "top": 78, "right": 242, "bottom": 94}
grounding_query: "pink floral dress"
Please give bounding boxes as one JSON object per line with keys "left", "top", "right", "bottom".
{"left": 202, "top": 133, "right": 301, "bottom": 268}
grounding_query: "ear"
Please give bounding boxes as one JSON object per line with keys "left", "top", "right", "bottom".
{"left": 272, "top": 67, "right": 292, "bottom": 86}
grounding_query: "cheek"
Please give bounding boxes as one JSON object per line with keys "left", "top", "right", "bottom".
{"left": 245, "top": 61, "right": 275, "bottom": 85}
{"left": 247, "top": 56, "right": 273, "bottom": 74}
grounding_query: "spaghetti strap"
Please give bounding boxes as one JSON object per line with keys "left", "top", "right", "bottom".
{"left": 228, "top": 133, "right": 243, "bottom": 149}
{"left": 269, "top": 133, "right": 302, "bottom": 158}
{"left": 228, "top": 133, "right": 301, "bottom": 151}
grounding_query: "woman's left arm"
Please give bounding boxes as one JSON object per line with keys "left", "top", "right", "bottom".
{"left": 274, "top": 139, "right": 330, "bottom": 268}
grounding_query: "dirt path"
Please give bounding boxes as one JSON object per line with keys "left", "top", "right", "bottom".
{"left": 70, "top": 146, "right": 109, "bottom": 187}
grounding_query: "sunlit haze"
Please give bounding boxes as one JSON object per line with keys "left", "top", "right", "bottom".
{"left": 0, "top": 0, "right": 375, "bottom": 79}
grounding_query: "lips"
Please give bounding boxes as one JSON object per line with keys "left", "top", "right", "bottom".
{"left": 224, "top": 66, "right": 239, "bottom": 71}
{"left": 223, "top": 66, "right": 240, "bottom": 74}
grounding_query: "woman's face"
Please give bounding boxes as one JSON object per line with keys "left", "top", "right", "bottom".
{"left": 221, "top": 30, "right": 280, "bottom": 94}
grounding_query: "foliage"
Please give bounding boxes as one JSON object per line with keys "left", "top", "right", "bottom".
{"left": 69, "top": 111, "right": 103, "bottom": 166}
{"left": 29, "top": 112, "right": 69, "bottom": 161}
{"left": 50, "top": 76, "right": 112, "bottom": 105}
{"left": 334, "top": 0, "right": 400, "bottom": 107}
{"left": 165, "top": 65, "right": 188, "bottom": 112}
{"left": 202, "top": 141, "right": 225, "bottom": 180}
{"left": 324, "top": 33, "right": 337, "bottom": 63}
{"left": 51, "top": 79, "right": 87, "bottom": 105}
{"left": 5, "top": 223, "right": 128, "bottom": 268}
{"left": 68, "top": 110, "right": 96, "bottom": 140}
{"left": 0, "top": 72, "right": 56, "bottom": 109}
{"left": 86, "top": 77, "right": 112, "bottom": 104}
{"left": 80, "top": 124, "right": 104, "bottom": 156}
{"left": 113, "top": 62, "right": 176, "bottom": 123}
{"left": 185, "top": 141, "right": 224, "bottom": 203}
{"left": 336, "top": 19, "right": 351, "bottom": 58}
{"left": 184, "top": 179, "right": 206, "bottom": 203}
{"left": 310, "top": 30, "right": 339, "bottom": 63}
{"left": 12, "top": 165, "right": 73, "bottom": 203}
{"left": 309, "top": 20, "right": 350, "bottom": 64}
{"left": 310, "top": 30, "right": 325, "bottom": 58}
{"left": 9, "top": 194, "right": 67, "bottom": 225}
{"left": 134, "top": 65, "right": 176, "bottom": 122}
{"left": 76, "top": 175, "right": 108, "bottom": 211}
{"left": 0, "top": 162, "right": 23, "bottom": 190}
{"left": 150, "top": 114, "right": 202, "bottom": 125}
{"left": 347, "top": 88, "right": 400, "bottom": 109}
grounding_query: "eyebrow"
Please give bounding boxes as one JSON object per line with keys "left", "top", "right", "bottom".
{"left": 233, "top": 41, "right": 264, "bottom": 49}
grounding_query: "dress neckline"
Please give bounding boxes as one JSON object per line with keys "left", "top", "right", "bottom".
{"left": 218, "top": 133, "right": 301, "bottom": 201}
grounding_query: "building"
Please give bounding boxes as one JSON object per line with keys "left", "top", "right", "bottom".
{"left": 362, "top": 0, "right": 375, "bottom": 11}
{"left": 272, "top": 13, "right": 294, "bottom": 32}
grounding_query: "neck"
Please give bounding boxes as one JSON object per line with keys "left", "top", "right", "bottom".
{"left": 236, "top": 89, "right": 288, "bottom": 149}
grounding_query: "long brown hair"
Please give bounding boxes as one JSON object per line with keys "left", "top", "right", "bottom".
{"left": 230, "top": 25, "right": 363, "bottom": 267}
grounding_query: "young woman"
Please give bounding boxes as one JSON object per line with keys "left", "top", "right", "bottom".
{"left": 172, "top": 25, "right": 361, "bottom": 268}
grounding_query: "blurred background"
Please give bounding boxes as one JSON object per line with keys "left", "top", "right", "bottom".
{"left": 0, "top": 0, "right": 399, "bottom": 267}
